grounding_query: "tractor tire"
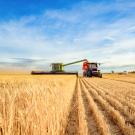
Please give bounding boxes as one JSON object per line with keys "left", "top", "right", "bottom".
{"left": 98, "top": 73, "right": 102, "bottom": 78}
{"left": 87, "top": 70, "right": 92, "bottom": 77}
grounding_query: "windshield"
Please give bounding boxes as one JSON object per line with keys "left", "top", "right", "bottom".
{"left": 90, "top": 64, "right": 97, "bottom": 68}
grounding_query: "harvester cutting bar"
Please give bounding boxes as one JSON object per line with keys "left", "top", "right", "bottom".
{"left": 31, "top": 71, "right": 78, "bottom": 76}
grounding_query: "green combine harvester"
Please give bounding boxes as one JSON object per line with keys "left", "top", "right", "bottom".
{"left": 31, "top": 59, "right": 85, "bottom": 75}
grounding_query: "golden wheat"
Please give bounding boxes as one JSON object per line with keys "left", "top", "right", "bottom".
{"left": 0, "top": 74, "right": 135, "bottom": 135}
{"left": 0, "top": 75, "right": 76, "bottom": 135}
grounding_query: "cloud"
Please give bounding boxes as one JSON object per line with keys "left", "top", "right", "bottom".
{"left": 0, "top": 0, "right": 135, "bottom": 72}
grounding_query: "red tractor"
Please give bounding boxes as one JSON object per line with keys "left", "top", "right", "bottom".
{"left": 82, "top": 59, "right": 102, "bottom": 78}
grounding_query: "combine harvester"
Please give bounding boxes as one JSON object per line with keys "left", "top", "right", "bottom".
{"left": 31, "top": 59, "right": 102, "bottom": 78}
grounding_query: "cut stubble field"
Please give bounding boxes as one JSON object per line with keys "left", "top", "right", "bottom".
{"left": 0, "top": 74, "right": 135, "bottom": 135}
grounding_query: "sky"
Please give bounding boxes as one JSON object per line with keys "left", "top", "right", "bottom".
{"left": 0, "top": 0, "right": 135, "bottom": 72}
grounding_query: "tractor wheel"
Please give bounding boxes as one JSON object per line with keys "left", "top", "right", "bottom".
{"left": 87, "top": 70, "right": 92, "bottom": 77}
{"left": 98, "top": 73, "right": 102, "bottom": 78}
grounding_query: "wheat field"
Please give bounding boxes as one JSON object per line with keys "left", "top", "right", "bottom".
{"left": 0, "top": 74, "right": 135, "bottom": 135}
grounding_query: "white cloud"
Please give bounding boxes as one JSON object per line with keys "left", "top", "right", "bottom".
{"left": 0, "top": 0, "right": 135, "bottom": 72}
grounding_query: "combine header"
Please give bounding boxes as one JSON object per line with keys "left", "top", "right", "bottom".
{"left": 31, "top": 59, "right": 102, "bottom": 78}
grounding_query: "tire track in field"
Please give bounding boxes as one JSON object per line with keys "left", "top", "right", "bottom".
{"left": 91, "top": 78, "right": 135, "bottom": 92}
{"left": 65, "top": 77, "right": 135, "bottom": 135}
{"left": 80, "top": 79, "right": 110, "bottom": 135}
{"left": 86, "top": 78, "right": 135, "bottom": 114}
{"left": 81, "top": 79, "right": 123, "bottom": 135}
{"left": 65, "top": 79, "right": 79, "bottom": 135}
{"left": 65, "top": 78, "right": 101, "bottom": 135}
{"left": 77, "top": 78, "right": 90, "bottom": 135}
{"left": 103, "top": 77, "right": 135, "bottom": 85}
{"left": 85, "top": 78, "right": 135, "bottom": 134}
{"left": 84, "top": 79, "right": 135, "bottom": 129}
{"left": 87, "top": 78, "right": 135, "bottom": 116}
{"left": 81, "top": 78, "right": 132, "bottom": 135}
{"left": 79, "top": 80, "right": 99, "bottom": 135}
{"left": 83, "top": 79, "right": 128, "bottom": 135}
